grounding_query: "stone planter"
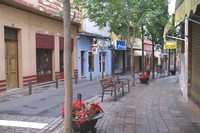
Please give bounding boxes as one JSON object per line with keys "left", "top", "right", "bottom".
{"left": 139, "top": 78, "right": 149, "bottom": 84}
{"left": 72, "top": 112, "right": 103, "bottom": 133}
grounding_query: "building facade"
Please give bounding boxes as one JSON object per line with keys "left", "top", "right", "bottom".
{"left": 170, "top": 0, "right": 200, "bottom": 107}
{"left": 0, "top": 0, "right": 81, "bottom": 91}
{"left": 76, "top": 17, "right": 112, "bottom": 78}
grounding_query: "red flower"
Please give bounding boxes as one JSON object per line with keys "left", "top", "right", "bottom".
{"left": 139, "top": 73, "right": 149, "bottom": 79}
{"left": 62, "top": 100, "right": 103, "bottom": 127}
{"left": 91, "top": 103, "right": 103, "bottom": 113}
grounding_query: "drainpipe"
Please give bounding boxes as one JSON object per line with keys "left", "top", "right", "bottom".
{"left": 184, "top": 17, "right": 189, "bottom": 101}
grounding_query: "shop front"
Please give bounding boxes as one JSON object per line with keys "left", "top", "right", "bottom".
{"left": 112, "top": 40, "right": 127, "bottom": 75}
{"left": 36, "top": 33, "right": 54, "bottom": 83}
{"left": 77, "top": 34, "right": 112, "bottom": 79}
{"left": 173, "top": 0, "right": 200, "bottom": 103}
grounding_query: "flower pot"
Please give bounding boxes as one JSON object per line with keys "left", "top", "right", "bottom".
{"left": 170, "top": 70, "right": 176, "bottom": 75}
{"left": 72, "top": 112, "right": 103, "bottom": 133}
{"left": 139, "top": 78, "right": 149, "bottom": 84}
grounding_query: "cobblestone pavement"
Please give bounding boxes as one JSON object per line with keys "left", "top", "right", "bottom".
{"left": 1, "top": 75, "right": 200, "bottom": 133}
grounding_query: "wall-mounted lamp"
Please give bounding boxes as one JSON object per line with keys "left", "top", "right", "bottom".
{"left": 93, "top": 38, "right": 97, "bottom": 44}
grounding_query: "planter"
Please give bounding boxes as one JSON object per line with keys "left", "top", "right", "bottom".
{"left": 139, "top": 78, "right": 149, "bottom": 84}
{"left": 170, "top": 70, "right": 176, "bottom": 75}
{"left": 72, "top": 112, "right": 104, "bottom": 133}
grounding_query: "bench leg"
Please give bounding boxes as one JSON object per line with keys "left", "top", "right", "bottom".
{"left": 114, "top": 90, "right": 117, "bottom": 102}
{"left": 122, "top": 86, "right": 124, "bottom": 96}
{"left": 128, "top": 83, "right": 130, "bottom": 92}
{"left": 101, "top": 92, "right": 104, "bottom": 102}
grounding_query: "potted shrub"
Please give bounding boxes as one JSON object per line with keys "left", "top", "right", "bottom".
{"left": 138, "top": 73, "right": 149, "bottom": 84}
{"left": 62, "top": 100, "right": 103, "bottom": 133}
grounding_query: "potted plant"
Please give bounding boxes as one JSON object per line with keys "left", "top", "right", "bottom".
{"left": 170, "top": 70, "right": 176, "bottom": 75}
{"left": 138, "top": 73, "right": 149, "bottom": 84}
{"left": 62, "top": 100, "right": 103, "bottom": 133}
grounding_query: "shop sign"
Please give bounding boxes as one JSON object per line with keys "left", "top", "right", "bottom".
{"left": 36, "top": 33, "right": 54, "bottom": 49}
{"left": 164, "top": 41, "right": 177, "bottom": 49}
{"left": 92, "top": 44, "right": 98, "bottom": 54}
{"left": 115, "top": 40, "right": 126, "bottom": 50}
{"left": 98, "top": 41, "right": 107, "bottom": 50}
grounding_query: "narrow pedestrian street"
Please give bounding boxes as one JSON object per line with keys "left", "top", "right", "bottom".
{"left": 93, "top": 75, "right": 200, "bottom": 133}
{"left": 1, "top": 75, "right": 200, "bottom": 133}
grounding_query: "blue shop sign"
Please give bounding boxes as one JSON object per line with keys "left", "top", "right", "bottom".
{"left": 115, "top": 40, "right": 127, "bottom": 50}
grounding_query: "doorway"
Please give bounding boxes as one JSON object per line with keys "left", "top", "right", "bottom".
{"left": 36, "top": 49, "right": 53, "bottom": 83}
{"left": 4, "top": 28, "right": 19, "bottom": 89}
{"left": 81, "top": 51, "right": 85, "bottom": 77}
{"left": 99, "top": 52, "right": 106, "bottom": 74}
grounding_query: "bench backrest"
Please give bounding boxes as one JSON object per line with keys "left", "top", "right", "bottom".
{"left": 100, "top": 78, "right": 112, "bottom": 89}
{"left": 112, "top": 75, "right": 120, "bottom": 82}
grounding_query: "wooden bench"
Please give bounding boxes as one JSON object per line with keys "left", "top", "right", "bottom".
{"left": 111, "top": 75, "right": 130, "bottom": 93}
{"left": 100, "top": 77, "right": 123, "bottom": 102}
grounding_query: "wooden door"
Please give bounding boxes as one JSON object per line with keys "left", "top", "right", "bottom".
{"left": 5, "top": 40, "right": 18, "bottom": 89}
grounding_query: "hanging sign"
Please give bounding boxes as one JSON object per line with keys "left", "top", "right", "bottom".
{"left": 92, "top": 44, "right": 98, "bottom": 54}
{"left": 115, "top": 40, "right": 126, "bottom": 50}
{"left": 164, "top": 41, "right": 177, "bottom": 49}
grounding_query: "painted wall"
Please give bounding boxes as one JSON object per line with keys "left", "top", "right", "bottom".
{"left": 83, "top": 18, "right": 110, "bottom": 37}
{"left": 77, "top": 35, "right": 112, "bottom": 79}
{"left": 0, "top": 4, "right": 78, "bottom": 89}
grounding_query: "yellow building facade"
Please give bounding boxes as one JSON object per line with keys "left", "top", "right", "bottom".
{"left": 0, "top": 1, "right": 80, "bottom": 91}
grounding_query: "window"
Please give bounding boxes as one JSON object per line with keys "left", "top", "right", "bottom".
{"left": 88, "top": 52, "right": 94, "bottom": 71}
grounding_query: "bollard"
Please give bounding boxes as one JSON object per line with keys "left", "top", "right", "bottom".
{"left": 77, "top": 93, "right": 82, "bottom": 101}
{"left": 75, "top": 75, "right": 78, "bottom": 84}
{"left": 28, "top": 80, "right": 32, "bottom": 95}
{"left": 56, "top": 77, "right": 58, "bottom": 89}
{"left": 90, "top": 72, "right": 92, "bottom": 81}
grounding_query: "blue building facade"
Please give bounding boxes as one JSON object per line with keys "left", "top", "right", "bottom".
{"left": 77, "top": 34, "right": 112, "bottom": 79}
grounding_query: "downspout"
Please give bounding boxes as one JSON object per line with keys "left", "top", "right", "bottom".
{"left": 184, "top": 17, "right": 189, "bottom": 101}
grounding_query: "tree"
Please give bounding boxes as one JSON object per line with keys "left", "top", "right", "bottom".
{"left": 75, "top": 0, "right": 147, "bottom": 86}
{"left": 143, "top": 0, "right": 169, "bottom": 78}
{"left": 74, "top": 0, "right": 169, "bottom": 85}
{"left": 63, "top": 0, "right": 73, "bottom": 133}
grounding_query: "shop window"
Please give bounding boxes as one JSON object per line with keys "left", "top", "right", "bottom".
{"left": 88, "top": 52, "right": 94, "bottom": 71}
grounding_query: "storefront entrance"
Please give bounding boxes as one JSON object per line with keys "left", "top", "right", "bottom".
{"left": 4, "top": 27, "right": 19, "bottom": 89}
{"left": 36, "top": 33, "right": 54, "bottom": 83}
{"left": 36, "top": 49, "right": 52, "bottom": 83}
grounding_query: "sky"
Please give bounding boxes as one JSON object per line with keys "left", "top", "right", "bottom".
{"left": 168, "top": 0, "right": 176, "bottom": 15}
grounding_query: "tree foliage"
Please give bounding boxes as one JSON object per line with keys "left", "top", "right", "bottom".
{"left": 74, "top": 0, "right": 169, "bottom": 84}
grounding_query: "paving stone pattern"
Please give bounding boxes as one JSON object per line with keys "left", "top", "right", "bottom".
{"left": 1, "top": 75, "right": 200, "bottom": 133}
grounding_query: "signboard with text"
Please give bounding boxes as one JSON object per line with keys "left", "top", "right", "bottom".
{"left": 164, "top": 41, "right": 177, "bottom": 49}
{"left": 115, "top": 40, "right": 126, "bottom": 50}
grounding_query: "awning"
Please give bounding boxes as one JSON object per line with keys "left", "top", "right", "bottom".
{"left": 175, "top": 1, "right": 200, "bottom": 26}
{"left": 134, "top": 50, "right": 146, "bottom": 56}
{"left": 163, "top": 16, "right": 173, "bottom": 42}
